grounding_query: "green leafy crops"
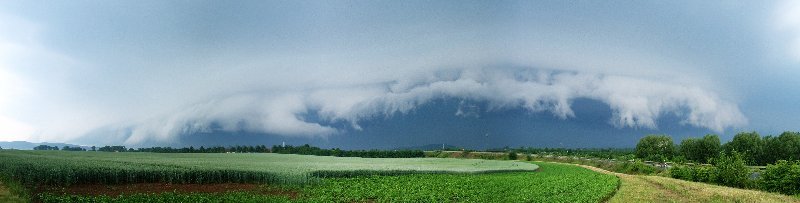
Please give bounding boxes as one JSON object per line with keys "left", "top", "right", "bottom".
{"left": 0, "top": 150, "right": 538, "bottom": 187}
{"left": 303, "top": 162, "right": 619, "bottom": 202}
{"left": 38, "top": 192, "right": 293, "bottom": 203}
{"left": 40, "top": 162, "right": 619, "bottom": 203}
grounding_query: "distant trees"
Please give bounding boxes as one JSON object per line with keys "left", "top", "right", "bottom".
{"left": 718, "top": 131, "right": 800, "bottom": 166}
{"left": 61, "top": 146, "right": 86, "bottom": 151}
{"left": 636, "top": 131, "right": 800, "bottom": 166}
{"left": 130, "top": 145, "right": 268, "bottom": 153}
{"left": 97, "top": 146, "right": 127, "bottom": 152}
{"left": 635, "top": 135, "right": 675, "bottom": 162}
{"left": 507, "top": 147, "right": 635, "bottom": 160}
{"left": 33, "top": 145, "right": 59, "bottom": 150}
{"left": 679, "top": 134, "right": 720, "bottom": 164}
{"left": 272, "top": 144, "right": 424, "bottom": 158}
{"left": 32, "top": 145, "right": 88, "bottom": 151}
{"left": 89, "top": 144, "right": 425, "bottom": 158}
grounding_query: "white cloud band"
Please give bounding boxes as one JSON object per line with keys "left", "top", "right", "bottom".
{"left": 121, "top": 68, "right": 747, "bottom": 145}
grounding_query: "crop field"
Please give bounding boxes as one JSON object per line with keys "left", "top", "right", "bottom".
{"left": 0, "top": 150, "right": 627, "bottom": 202}
{"left": 37, "top": 162, "right": 618, "bottom": 203}
{"left": 0, "top": 150, "right": 537, "bottom": 187}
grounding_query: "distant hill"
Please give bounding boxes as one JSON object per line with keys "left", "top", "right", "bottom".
{"left": 0, "top": 141, "right": 87, "bottom": 150}
{"left": 395, "top": 144, "right": 463, "bottom": 151}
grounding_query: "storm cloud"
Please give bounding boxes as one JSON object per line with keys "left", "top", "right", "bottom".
{"left": 1, "top": 1, "right": 798, "bottom": 146}
{"left": 119, "top": 68, "right": 746, "bottom": 145}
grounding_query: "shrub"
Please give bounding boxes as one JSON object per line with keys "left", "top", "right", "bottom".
{"left": 713, "top": 152, "right": 749, "bottom": 188}
{"left": 670, "top": 165, "right": 693, "bottom": 181}
{"left": 760, "top": 160, "right": 800, "bottom": 195}
{"left": 508, "top": 152, "right": 518, "bottom": 160}
{"left": 693, "top": 166, "right": 718, "bottom": 183}
{"left": 615, "top": 161, "right": 657, "bottom": 175}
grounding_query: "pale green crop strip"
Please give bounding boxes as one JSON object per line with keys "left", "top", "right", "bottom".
{"left": 0, "top": 150, "right": 538, "bottom": 186}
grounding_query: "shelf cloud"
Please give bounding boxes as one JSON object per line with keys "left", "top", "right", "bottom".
{"left": 119, "top": 68, "right": 746, "bottom": 145}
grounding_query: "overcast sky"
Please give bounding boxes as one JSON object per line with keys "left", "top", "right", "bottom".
{"left": 1, "top": 0, "right": 799, "bottom": 147}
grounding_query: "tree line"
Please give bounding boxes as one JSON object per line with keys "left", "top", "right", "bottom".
{"left": 635, "top": 131, "right": 800, "bottom": 166}
{"left": 32, "top": 145, "right": 92, "bottom": 151}
{"left": 503, "top": 147, "right": 635, "bottom": 160}
{"left": 271, "top": 144, "right": 425, "bottom": 158}
{"left": 32, "top": 143, "right": 424, "bottom": 158}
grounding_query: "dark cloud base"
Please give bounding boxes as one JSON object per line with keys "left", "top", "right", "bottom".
{"left": 170, "top": 97, "right": 713, "bottom": 150}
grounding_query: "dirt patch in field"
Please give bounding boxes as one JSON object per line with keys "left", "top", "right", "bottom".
{"left": 37, "top": 183, "right": 298, "bottom": 198}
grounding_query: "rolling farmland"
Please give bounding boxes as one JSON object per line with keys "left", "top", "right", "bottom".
{"left": 0, "top": 150, "right": 537, "bottom": 186}
{"left": 0, "top": 150, "right": 627, "bottom": 202}
{"left": 4, "top": 150, "right": 795, "bottom": 202}
{"left": 33, "top": 161, "right": 619, "bottom": 203}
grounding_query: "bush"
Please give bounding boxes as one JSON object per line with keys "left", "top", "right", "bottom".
{"left": 508, "top": 152, "right": 518, "bottom": 160}
{"left": 713, "top": 152, "right": 749, "bottom": 188}
{"left": 694, "top": 166, "right": 718, "bottom": 183}
{"left": 760, "top": 160, "right": 800, "bottom": 195}
{"left": 670, "top": 165, "right": 717, "bottom": 183}
{"left": 671, "top": 152, "right": 749, "bottom": 188}
{"left": 670, "top": 165, "right": 694, "bottom": 181}
{"left": 616, "top": 161, "right": 656, "bottom": 175}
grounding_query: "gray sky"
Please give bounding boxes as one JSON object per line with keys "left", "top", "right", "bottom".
{"left": 1, "top": 0, "right": 799, "bottom": 146}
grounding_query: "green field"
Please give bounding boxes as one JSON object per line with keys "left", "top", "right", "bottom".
{"left": 0, "top": 150, "right": 627, "bottom": 202}
{"left": 0, "top": 150, "right": 537, "bottom": 186}
{"left": 38, "top": 162, "right": 618, "bottom": 203}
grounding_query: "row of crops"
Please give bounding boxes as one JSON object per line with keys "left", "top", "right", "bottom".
{"left": 0, "top": 150, "right": 539, "bottom": 188}
{"left": 38, "top": 162, "right": 619, "bottom": 203}
{"left": 0, "top": 152, "right": 305, "bottom": 187}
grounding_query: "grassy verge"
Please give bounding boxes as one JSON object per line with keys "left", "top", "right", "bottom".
{"left": 565, "top": 162, "right": 800, "bottom": 202}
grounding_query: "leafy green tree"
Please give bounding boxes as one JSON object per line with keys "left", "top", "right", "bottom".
{"left": 679, "top": 138, "right": 700, "bottom": 162}
{"left": 762, "top": 135, "right": 781, "bottom": 164}
{"left": 635, "top": 134, "right": 675, "bottom": 162}
{"left": 723, "top": 131, "right": 763, "bottom": 165}
{"left": 778, "top": 132, "right": 800, "bottom": 161}
{"left": 679, "top": 134, "right": 720, "bottom": 164}
{"left": 762, "top": 132, "right": 800, "bottom": 165}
